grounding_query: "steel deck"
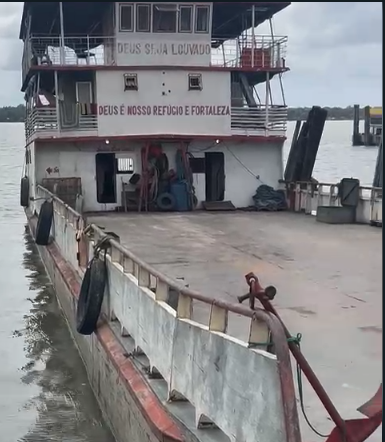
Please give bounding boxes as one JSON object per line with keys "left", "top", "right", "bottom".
{"left": 87, "top": 211, "right": 382, "bottom": 441}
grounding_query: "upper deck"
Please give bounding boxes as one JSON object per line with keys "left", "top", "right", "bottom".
{"left": 20, "top": 2, "right": 290, "bottom": 144}
{"left": 20, "top": 2, "right": 290, "bottom": 86}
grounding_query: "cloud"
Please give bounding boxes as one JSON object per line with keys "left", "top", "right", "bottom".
{"left": 0, "top": 2, "right": 23, "bottom": 105}
{"left": 0, "top": 2, "right": 382, "bottom": 106}
{"left": 258, "top": 2, "right": 382, "bottom": 106}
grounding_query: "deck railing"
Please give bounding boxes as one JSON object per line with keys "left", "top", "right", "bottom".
{"left": 231, "top": 106, "right": 287, "bottom": 136}
{"left": 25, "top": 107, "right": 97, "bottom": 140}
{"left": 284, "top": 181, "right": 382, "bottom": 226}
{"left": 22, "top": 34, "right": 287, "bottom": 79}
{"left": 23, "top": 35, "right": 115, "bottom": 71}
{"left": 25, "top": 105, "right": 287, "bottom": 140}
{"left": 35, "top": 184, "right": 300, "bottom": 442}
{"left": 212, "top": 35, "right": 288, "bottom": 69}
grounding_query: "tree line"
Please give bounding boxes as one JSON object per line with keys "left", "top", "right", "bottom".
{"left": 0, "top": 105, "right": 25, "bottom": 122}
{"left": 0, "top": 104, "right": 368, "bottom": 123}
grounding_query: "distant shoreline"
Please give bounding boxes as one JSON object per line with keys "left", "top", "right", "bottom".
{"left": 0, "top": 105, "right": 372, "bottom": 123}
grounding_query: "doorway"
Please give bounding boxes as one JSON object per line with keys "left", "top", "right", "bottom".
{"left": 205, "top": 152, "right": 225, "bottom": 202}
{"left": 95, "top": 153, "right": 116, "bottom": 204}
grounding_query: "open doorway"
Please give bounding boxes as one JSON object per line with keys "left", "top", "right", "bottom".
{"left": 95, "top": 153, "right": 116, "bottom": 204}
{"left": 205, "top": 152, "right": 225, "bottom": 202}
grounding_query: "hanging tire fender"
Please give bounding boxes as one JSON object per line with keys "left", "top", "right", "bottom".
{"left": 76, "top": 257, "right": 107, "bottom": 336}
{"left": 20, "top": 176, "right": 30, "bottom": 208}
{"left": 35, "top": 200, "right": 54, "bottom": 246}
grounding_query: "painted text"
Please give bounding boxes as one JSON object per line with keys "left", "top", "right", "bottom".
{"left": 98, "top": 105, "right": 230, "bottom": 117}
{"left": 117, "top": 42, "right": 211, "bottom": 57}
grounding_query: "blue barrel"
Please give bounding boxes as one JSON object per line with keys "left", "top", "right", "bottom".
{"left": 170, "top": 181, "right": 190, "bottom": 212}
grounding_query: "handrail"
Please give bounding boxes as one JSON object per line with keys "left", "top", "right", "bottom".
{"left": 90, "top": 224, "right": 301, "bottom": 442}
{"left": 279, "top": 179, "right": 382, "bottom": 192}
{"left": 36, "top": 183, "right": 301, "bottom": 442}
{"left": 23, "top": 33, "right": 288, "bottom": 71}
{"left": 37, "top": 184, "right": 81, "bottom": 219}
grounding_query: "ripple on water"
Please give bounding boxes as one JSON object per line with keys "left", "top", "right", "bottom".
{"left": 0, "top": 123, "right": 114, "bottom": 442}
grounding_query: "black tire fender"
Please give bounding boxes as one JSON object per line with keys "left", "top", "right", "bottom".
{"left": 35, "top": 200, "right": 54, "bottom": 246}
{"left": 76, "top": 257, "right": 107, "bottom": 335}
{"left": 157, "top": 192, "right": 176, "bottom": 211}
{"left": 20, "top": 176, "right": 30, "bottom": 208}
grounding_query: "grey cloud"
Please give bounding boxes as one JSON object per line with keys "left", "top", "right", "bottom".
{"left": 0, "top": 2, "right": 23, "bottom": 38}
{"left": 0, "top": 2, "right": 382, "bottom": 106}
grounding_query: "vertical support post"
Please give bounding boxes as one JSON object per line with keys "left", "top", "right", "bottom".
{"left": 59, "top": 2, "right": 65, "bottom": 65}
{"left": 54, "top": 70, "right": 60, "bottom": 134}
{"left": 265, "top": 72, "right": 270, "bottom": 134}
{"left": 251, "top": 5, "right": 255, "bottom": 68}
{"left": 352, "top": 104, "right": 360, "bottom": 146}
{"left": 364, "top": 106, "right": 371, "bottom": 146}
{"left": 87, "top": 35, "right": 90, "bottom": 65}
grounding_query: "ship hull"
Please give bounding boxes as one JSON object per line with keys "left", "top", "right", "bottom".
{"left": 26, "top": 210, "right": 183, "bottom": 442}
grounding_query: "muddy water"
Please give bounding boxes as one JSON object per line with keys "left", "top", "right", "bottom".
{"left": 0, "top": 123, "right": 114, "bottom": 441}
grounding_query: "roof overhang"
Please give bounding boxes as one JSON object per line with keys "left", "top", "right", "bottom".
{"left": 19, "top": 2, "right": 290, "bottom": 42}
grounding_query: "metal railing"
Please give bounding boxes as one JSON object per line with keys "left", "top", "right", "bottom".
{"left": 211, "top": 35, "right": 288, "bottom": 69}
{"left": 231, "top": 105, "right": 287, "bottom": 136}
{"left": 283, "top": 181, "right": 383, "bottom": 226}
{"left": 22, "top": 34, "right": 287, "bottom": 75}
{"left": 25, "top": 107, "right": 97, "bottom": 139}
{"left": 36, "top": 184, "right": 301, "bottom": 442}
{"left": 22, "top": 35, "right": 115, "bottom": 79}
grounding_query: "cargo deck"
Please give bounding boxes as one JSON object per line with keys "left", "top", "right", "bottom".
{"left": 87, "top": 210, "right": 382, "bottom": 440}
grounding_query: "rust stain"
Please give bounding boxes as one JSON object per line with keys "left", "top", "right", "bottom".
{"left": 345, "top": 294, "right": 366, "bottom": 303}
{"left": 287, "top": 306, "right": 316, "bottom": 316}
{"left": 359, "top": 326, "right": 382, "bottom": 335}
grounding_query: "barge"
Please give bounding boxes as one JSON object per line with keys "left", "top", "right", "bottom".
{"left": 19, "top": 2, "right": 382, "bottom": 442}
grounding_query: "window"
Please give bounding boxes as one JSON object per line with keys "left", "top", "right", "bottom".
{"left": 136, "top": 4, "right": 151, "bottom": 32}
{"left": 188, "top": 73, "right": 203, "bottom": 91}
{"left": 117, "top": 157, "right": 134, "bottom": 174}
{"left": 179, "top": 5, "right": 192, "bottom": 32}
{"left": 195, "top": 5, "right": 209, "bottom": 33}
{"left": 119, "top": 4, "right": 133, "bottom": 31}
{"left": 189, "top": 157, "right": 205, "bottom": 174}
{"left": 153, "top": 3, "right": 177, "bottom": 33}
{"left": 76, "top": 82, "right": 92, "bottom": 103}
{"left": 123, "top": 73, "right": 138, "bottom": 91}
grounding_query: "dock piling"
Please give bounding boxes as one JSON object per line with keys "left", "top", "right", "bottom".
{"left": 352, "top": 104, "right": 361, "bottom": 146}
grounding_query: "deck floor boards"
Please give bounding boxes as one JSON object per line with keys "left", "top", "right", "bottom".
{"left": 88, "top": 211, "right": 382, "bottom": 440}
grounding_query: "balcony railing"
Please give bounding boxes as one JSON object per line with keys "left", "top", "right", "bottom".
{"left": 25, "top": 105, "right": 287, "bottom": 140}
{"left": 231, "top": 106, "right": 287, "bottom": 137}
{"left": 211, "top": 35, "right": 288, "bottom": 69}
{"left": 22, "top": 36, "right": 115, "bottom": 81}
{"left": 25, "top": 107, "right": 97, "bottom": 140}
{"left": 22, "top": 34, "right": 288, "bottom": 81}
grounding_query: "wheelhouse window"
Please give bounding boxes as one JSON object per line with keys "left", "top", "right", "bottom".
{"left": 153, "top": 3, "right": 177, "bottom": 33}
{"left": 119, "top": 4, "right": 133, "bottom": 31}
{"left": 136, "top": 4, "right": 151, "bottom": 32}
{"left": 179, "top": 5, "right": 192, "bottom": 32}
{"left": 195, "top": 5, "right": 209, "bottom": 33}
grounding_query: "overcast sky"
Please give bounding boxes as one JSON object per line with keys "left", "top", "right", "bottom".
{"left": 0, "top": 2, "right": 382, "bottom": 107}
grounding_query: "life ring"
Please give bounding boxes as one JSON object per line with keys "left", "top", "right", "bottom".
{"left": 76, "top": 257, "right": 107, "bottom": 335}
{"left": 20, "top": 176, "right": 30, "bottom": 208}
{"left": 157, "top": 192, "right": 176, "bottom": 211}
{"left": 35, "top": 200, "right": 54, "bottom": 246}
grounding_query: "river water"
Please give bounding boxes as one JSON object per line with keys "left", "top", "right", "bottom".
{"left": 0, "top": 123, "right": 114, "bottom": 441}
{"left": 0, "top": 121, "right": 379, "bottom": 441}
